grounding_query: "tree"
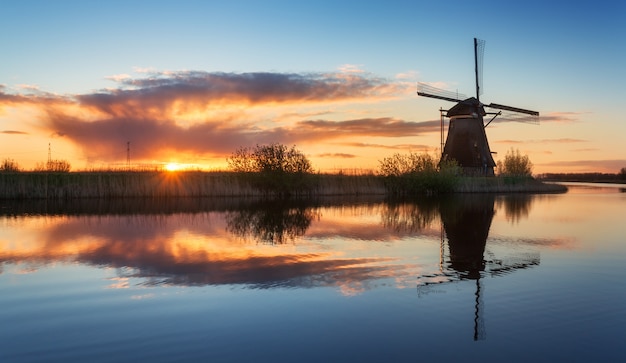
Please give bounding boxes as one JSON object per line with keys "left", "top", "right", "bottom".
{"left": 620, "top": 167, "right": 626, "bottom": 181}
{"left": 227, "top": 143, "right": 314, "bottom": 195}
{"left": 497, "top": 148, "right": 533, "bottom": 177}
{"left": 0, "top": 158, "right": 20, "bottom": 172}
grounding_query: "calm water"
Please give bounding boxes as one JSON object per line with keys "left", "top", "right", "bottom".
{"left": 1, "top": 183, "right": 624, "bottom": 362}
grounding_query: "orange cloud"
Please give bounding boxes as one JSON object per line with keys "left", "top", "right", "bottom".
{"left": 1, "top": 71, "right": 415, "bottom": 164}
{"left": 538, "top": 159, "right": 626, "bottom": 173}
{"left": 496, "top": 138, "right": 587, "bottom": 144}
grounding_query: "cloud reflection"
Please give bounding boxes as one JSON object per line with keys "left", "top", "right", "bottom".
{"left": 0, "top": 196, "right": 564, "bottom": 295}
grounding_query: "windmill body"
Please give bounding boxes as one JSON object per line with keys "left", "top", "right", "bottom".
{"left": 418, "top": 38, "right": 538, "bottom": 176}
{"left": 443, "top": 97, "right": 495, "bottom": 176}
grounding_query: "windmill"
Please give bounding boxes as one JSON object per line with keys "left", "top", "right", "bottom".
{"left": 417, "top": 38, "right": 539, "bottom": 176}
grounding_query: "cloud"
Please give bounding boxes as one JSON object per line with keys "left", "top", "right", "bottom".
{"left": 395, "top": 70, "right": 419, "bottom": 80}
{"left": 537, "top": 111, "right": 585, "bottom": 123}
{"left": 296, "top": 118, "right": 440, "bottom": 138}
{"left": 496, "top": 138, "right": 587, "bottom": 144}
{"left": 317, "top": 153, "right": 356, "bottom": 158}
{"left": 538, "top": 159, "right": 626, "bottom": 173}
{"left": 340, "top": 142, "right": 433, "bottom": 150}
{"left": 0, "top": 70, "right": 425, "bottom": 163}
{"left": 17, "top": 84, "right": 40, "bottom": 91}
{"left": 1, "top": 130, "right": 28, "bottom": 135}
{"left": 337, "top": 64, "right": 365, "bottom": 74}
{"left": 105, "top": 74, "right": 132, "bottom": 83}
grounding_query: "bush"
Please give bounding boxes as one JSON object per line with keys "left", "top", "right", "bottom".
{"left": 1, "top": 158, "right": 20, "bottom": 172}
{"left": 227, "top": 143, "right": 314, "bottom": 196}
{"left": 497, "top": 148, "right": 533, "bottom": 177}
{"left": 378, "top": 152, "right": 459, "bottom": 195}
{"left": 33, "top": 160, "right": 72, "bottom": 172}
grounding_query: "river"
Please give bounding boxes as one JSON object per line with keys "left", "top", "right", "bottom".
{"left": 1, "top": 183, "right": 624, "bottom": 362}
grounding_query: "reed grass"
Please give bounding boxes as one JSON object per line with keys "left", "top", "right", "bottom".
{"left": 454, "top": 176, "right": 568, "bottom": 193}
{"left": 0, "top": 171, "right": 566, "bottom": 199}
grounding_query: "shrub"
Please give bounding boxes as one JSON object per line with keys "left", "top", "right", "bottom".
{"left": 497, "top": 148, "right": 533, "bottom": 177}
{"left": 227, "top": 143, "right": 314, "bottom": 196}
{"left": 378, "top": 152, "right": 459, "bottom": 195}
{"left": 33, "top": 160, "right": 72, "bottom": 172}
{"left": 0, "top": 158, "right": 20, "bottom": 172}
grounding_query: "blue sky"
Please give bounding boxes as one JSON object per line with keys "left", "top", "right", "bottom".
{"left": 1, "top": 0, "right": 625, "bottom": 173}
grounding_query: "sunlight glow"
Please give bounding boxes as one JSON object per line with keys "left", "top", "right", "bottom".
{"left": 165, "top": 163, "right": 182, "bottom": 172}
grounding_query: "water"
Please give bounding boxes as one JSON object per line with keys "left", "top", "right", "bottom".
{"left": 1, "top": 184, "right": 624, "bottom": 362}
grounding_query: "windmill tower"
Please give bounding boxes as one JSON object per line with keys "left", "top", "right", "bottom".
{"left": 417, "top": 38, "right": 539, "bottom": 176}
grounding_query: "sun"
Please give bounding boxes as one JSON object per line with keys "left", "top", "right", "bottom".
{"left": 165, "top": 162, "right": 182, "bottom": 172}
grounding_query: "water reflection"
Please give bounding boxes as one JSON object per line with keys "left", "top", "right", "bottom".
{"left": 225, "top": 199, "right": 319, "bottom": 244}
{"left": 380, "top": 198, "right": 439, "bottom": 233}
{"left": 495, "top": 194, "right": 533, "bottom": 224}
{"left": 433, "top": 194, "right": 540, "bottom": 340}
{"left": 440, "top": 194, "right": 494, "bottom": 279}
{"left": 0, "top": 195, "right": 545, "bottom": 295}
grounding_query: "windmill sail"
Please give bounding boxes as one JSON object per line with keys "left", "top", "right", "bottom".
{"left": 417, "top": 83, "right": 466, "bottom": 103}
{"left": 475, "top": 38, "right": 485, "bottom": 101}
{"left": 486, "top": 102, "right": 539, "bottom": 116}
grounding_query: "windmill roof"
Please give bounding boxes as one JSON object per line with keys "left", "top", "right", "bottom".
{"left": 447, "top": 97, "right": 486, "bottom": 117}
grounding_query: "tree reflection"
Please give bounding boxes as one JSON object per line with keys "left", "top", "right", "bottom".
{"left": 495, "top": 194, "right": 533, "bottom": 224}
{"left": 225, "top": 200, "right": 319, "bottom": 244}
{"left": 380, "top": 198, "right": 440, "bottom": 233}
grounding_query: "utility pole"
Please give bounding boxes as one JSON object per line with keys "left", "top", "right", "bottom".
{"left": 48, "top": 142, "right": 52, "bottom": 164}
{"left": 127, "top": 141, "right": 130, "bottom": 170}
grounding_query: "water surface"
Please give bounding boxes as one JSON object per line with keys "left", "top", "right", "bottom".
{"left": 1, "top": 184, "right": 624, "bottom": 362}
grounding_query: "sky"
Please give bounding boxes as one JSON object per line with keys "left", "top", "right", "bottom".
{"left": 1, "top": 0, "right": 625, "bottom": 174}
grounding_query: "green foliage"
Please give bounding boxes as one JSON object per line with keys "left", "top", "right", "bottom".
{"left": 497, "top": 148, "right": 533, "bottom": 177}
{"left": 0, "top": 158, "right": 20, "bottom": 172}
{"left": 227, "top": 143, "right": 314, "bottom": 196}
{"left": 378, "top": 152, "right": 459, "bottom": 195}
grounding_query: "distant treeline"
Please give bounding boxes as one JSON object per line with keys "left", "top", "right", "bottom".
{"left": 539, "top": 172, "right": 626, "bottom": 183}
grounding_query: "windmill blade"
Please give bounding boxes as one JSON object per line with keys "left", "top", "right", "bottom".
{"left": 487, "top": 102, "right": 539, "bottom": 116}
{"left": 417, "top": 82, "right": 467, "bottom": 103}
{"left": 475, "top": 38, "right": 485, "bottom": 100}
{"left": 489, "top": 111, "right": 540, "bottom": 125}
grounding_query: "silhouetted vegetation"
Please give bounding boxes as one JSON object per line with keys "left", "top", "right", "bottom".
{"left": 378, "top": 152, "right": 460, "bottom": 195}
{"left": 34, "top": 160, "right": 72, "bottom": 172}
{"left": 1, "top": 158, "right": 20, "bottom": 172}
{"left": 497, "top": 148, "right": 533, "bottom": 177}
{"left": 227, "top": 143, "right": 315, "bottom": 196}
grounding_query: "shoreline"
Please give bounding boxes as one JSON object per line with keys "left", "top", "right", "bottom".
{"left": 0, "top": 171, "right": 567, "bottom": 199}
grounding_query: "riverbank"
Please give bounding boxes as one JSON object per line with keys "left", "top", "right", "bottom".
{"left": 0, "top": 171, "right": 566, "bottom": 199}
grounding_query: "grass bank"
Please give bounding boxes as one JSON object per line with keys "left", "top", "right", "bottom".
{"left": 0, "top": 171, "right": 386, "bottom": 199}
{"left": 454, "top": 176, "right": 568, "bottom": 193}
{"left": 0, "top": 171, "right": 565, "bottom": 199}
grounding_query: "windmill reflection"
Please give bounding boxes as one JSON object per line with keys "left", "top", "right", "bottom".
{"left": 416, "top": 194, "right": 539, "bottom": 341}
{"left": 440, "top": 194, "right": 494, "bottom": 280}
